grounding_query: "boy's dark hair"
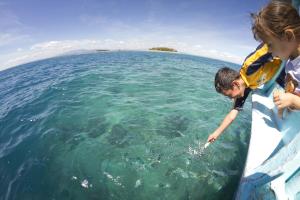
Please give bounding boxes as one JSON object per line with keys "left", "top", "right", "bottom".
{"left": 215, "top": 67, "right": 240, "bottom": 93}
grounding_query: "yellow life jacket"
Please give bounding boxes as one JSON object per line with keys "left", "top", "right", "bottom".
{"left": 240, "top": 44, "right": 282, "bottom": 89}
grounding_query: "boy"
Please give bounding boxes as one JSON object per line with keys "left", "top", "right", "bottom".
{"left": 207, "top": 43, "right": 285, "bottom": 143}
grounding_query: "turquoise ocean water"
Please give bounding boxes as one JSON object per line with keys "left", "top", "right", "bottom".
{"left": 0, "top": 51, "right": 251, "bottom": 200}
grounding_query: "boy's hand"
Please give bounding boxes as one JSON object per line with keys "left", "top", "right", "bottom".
{"left": 207, "top": 132, "right": 220, "bottom": 143}
{"left": 273, "top": 92, "right": 295, "bottom": 109}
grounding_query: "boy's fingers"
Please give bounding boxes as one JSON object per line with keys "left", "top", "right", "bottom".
{"left": 207, "top": 137, "right": 211, "bottom": 142}
{"left": 207, "top": 137, "right": 215, "bottom": 143}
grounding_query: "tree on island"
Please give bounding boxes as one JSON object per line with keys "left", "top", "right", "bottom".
{"left": 149, "top": 47, "right": 177, "bottom": 52}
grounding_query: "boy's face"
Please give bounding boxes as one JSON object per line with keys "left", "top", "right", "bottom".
{"left": 222, "top": 81, "right": 245, "bottom": 99}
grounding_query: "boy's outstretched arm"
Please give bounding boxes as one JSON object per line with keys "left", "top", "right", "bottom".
{"left": 207, "top": 109, "right": 239, "bottom": 143}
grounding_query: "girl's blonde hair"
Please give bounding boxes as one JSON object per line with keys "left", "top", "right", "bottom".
{"left": 252, "top": 1, "right": 300, "bottom": 42}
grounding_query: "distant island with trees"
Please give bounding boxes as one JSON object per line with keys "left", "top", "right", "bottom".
{"left": 149, "top": 47, "right": 177, "bottom": 52}
{"left": 96, "top": 49, "right": 110, "bottom": 52}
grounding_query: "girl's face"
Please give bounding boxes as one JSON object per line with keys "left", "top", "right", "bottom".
{"left": 265, "top": 35, "right": 298, "bottom": 60}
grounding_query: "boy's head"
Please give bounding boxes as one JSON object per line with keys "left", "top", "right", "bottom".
{"left": 251, "top": 1, "right": 300, "bottom": 59}
{"left": 215, "top": 67, "right": 246, "bottom": 99}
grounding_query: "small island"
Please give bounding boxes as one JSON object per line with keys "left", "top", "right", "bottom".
{"left": 149, "top": 47, "right": 177, "bottom": 52}
{"left": 96, "top": 49, "right": 110, "bottom": 52}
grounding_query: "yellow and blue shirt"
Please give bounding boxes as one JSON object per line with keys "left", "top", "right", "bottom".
{"left": 240, "top": 43, "right": 282, "bottom": 89}
{"left": 234, "top": 43, "right": 284, "bottom": 110}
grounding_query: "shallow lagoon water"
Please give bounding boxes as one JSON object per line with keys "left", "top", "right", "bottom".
{"left": 0, "top": 51, "right": 251, "bottom": 200}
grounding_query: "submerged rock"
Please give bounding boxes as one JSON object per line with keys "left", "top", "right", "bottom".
{"left": 165, "top": 167, "right": 177, "bottom": 177}
{"left": 87, "top": 117, "right": 108, "bottom": 138}
{"left": 58, "top": 124, "right": 84, "bottom": 142}
{"left": 60, "top": 189, "right": 70, "bottom": 198}
{"left": 157, "top": 114, "right": 189, "bottom": 139}
{"left": 107, "top": 124, "right": 130, "bottom": 147}
{"left": 107, "top": 86, "right": 122, "bottom": 94}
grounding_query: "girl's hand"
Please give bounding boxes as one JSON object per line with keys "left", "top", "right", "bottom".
{"left": 273, "top": 92, "right": 295, "bottom": 109}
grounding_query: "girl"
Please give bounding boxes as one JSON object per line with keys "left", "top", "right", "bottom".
{"left": 251, "top": 1, "right": 300, "bottom": 110}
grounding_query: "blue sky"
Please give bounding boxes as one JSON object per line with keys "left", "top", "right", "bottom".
{"left": 0, "top": 0, "right": 269, "bottom": 70}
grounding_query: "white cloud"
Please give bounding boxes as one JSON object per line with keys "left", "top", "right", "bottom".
{"left": 0, "top": 33, "right": 29, "bottom": 47}
{"left": 0, "top": 10, "right": 23, "bottom": 29}
{"left": 79, "top": 14, "right": 107, "bottom": 25}
{"left": 0, "top": 6, "right": 32, "bottom": 48}
{"left": 0, "top": 0, "right": 259, "bottom": 71}
{"left": 0, "top": 10, "right": 251, "bottom": 70}
{"left": 0, "top": 37, "right": 245, "bottom": 71}
{"left": 0, "top": 39, "right": 127, "bottom": 70}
